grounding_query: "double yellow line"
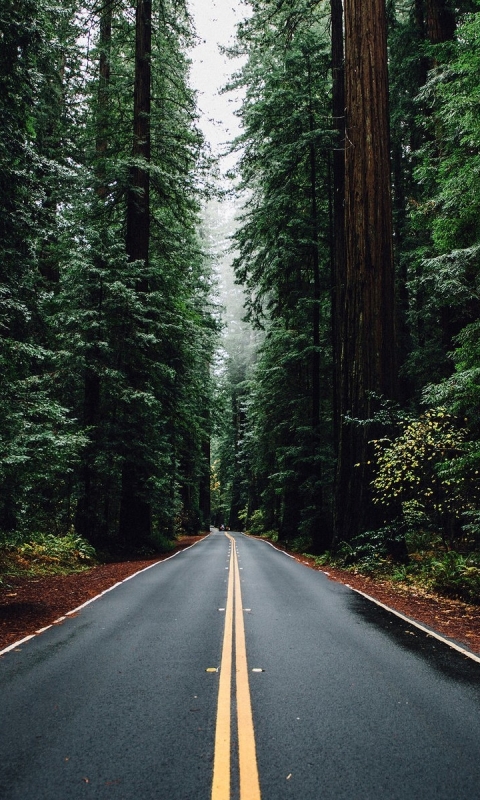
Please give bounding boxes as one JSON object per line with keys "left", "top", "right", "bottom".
{"left": 212, "top": 533, "right": 261, "bottom": 800}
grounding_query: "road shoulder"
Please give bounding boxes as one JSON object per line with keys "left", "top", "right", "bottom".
{"left": 0, "top": 534, "right": 209, "bottom": 653}
{"left": 248, "top": 535, "right": 480, "bottom": 657}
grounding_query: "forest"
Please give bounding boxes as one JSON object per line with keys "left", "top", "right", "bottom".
{"left": 1, "top": 0, "right": 480, "bottom": 600}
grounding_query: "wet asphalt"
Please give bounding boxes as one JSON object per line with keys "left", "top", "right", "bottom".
{"left": 1, "top": 530, "right": 479, "bottom": 799}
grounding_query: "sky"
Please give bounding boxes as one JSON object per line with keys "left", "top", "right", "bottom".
{"left": 188, "top": 0, "right": 251, "bottom": 336}
{"left": 188, "top": 0, "right": 247, "bottom": 160}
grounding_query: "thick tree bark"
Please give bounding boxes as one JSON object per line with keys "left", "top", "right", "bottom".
{"left": 330, "top": 0, "right": 345, "bottom": 452}
{"left": 333, "top": 0, "right": 396, "bottom": 544}
{"left": 307, "top": 61, "right": 329, "bottom": 552}
{"left": 119, "top": 0, "right": 152, "bottom": 546}
{"left": 425, "top": 0, "right": 456, "bottom": 43}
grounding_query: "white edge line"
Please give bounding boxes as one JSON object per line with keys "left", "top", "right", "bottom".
{"left": 242, "top": 532, "right": 480, "bottom": 665}
{"left": 0, "top": 534, "right": 211, "bottom": 658}
{"left": 0, "top": 635, "right": 36, "bottom": 655}
{"left": 346, "top": 585, "right": 480, "bottom": 665}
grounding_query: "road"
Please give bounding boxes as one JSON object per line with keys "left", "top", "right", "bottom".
{"left": 1, "top": 530, "right": 480, "bottom": 799}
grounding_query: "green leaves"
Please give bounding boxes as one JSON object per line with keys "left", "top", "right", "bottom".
{"left": 370, "top": 408, "right": 479, "bottom": 550}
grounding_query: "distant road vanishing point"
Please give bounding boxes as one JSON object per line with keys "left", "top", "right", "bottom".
{"left": 1, "top": 530, "right": 480, "bottom": 799}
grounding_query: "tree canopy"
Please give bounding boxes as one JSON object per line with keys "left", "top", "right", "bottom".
{"left": 0, "top": 0, "right": 217, "bottom": 553}
{"left": 2, "top": 0, "right": 480, "bottom": 598}
{"left": 212, "top": 0, "right": 480, "bottom": 596}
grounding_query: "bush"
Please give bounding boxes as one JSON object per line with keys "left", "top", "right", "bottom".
{"left": 262, "top": 530, "right": 279, "bottom": 542}
{"left": 430, "top": 551, "right": 480, "bottom": 602}
{"left": 371, "top": 409, "right": 476, "bottom": 549}
{"left": 16, "top": 532, "right": 96, "bottom": 564}
{"left": 289, "top": 534, "right": 314, "bottom": 553}
{"left": 147, "top": 531, "right": 176, "bottom": 554}
{"left": 245, "top": 509, "right": 267, "bottom": 536}
{"left": 334, "top": 528, "right": 394, "bottom": 573}
{"left": 0, "top": 531, "right": 97, "bottom": 576}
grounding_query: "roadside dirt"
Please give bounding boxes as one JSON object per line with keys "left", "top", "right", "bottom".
{"left": 282, "top": 548, "right": 480, "bottom": 656}
{"left": 0, "top": 535, "right": 207, "bottom": 652}
{"left": 1, "top": 532, "right": 479, "bottom": 657}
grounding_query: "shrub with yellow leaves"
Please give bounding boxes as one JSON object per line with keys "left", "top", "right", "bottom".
{"left": 371, "top": 409, "right": 477, "bottom": 549}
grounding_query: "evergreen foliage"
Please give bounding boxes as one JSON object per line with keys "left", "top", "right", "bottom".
{"left": 0, "top": 0, "right": 217, "bottom": 552}
{"left": 214, "top": 0, "right": 480, "bottom": 589}
{"left": 214, "top": 0, "right": 334, "bottom": 551}
{"left": 3, "top": 0, "right": 480, "bottom": 591}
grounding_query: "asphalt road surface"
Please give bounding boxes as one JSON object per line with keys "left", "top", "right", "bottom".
{"left": 1, "top": 530, "right": 480, "bottom": 800}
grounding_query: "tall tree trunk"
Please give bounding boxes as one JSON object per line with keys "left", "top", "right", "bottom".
{"left": 425, "top": 0, "right": 456, "bottom": 43}
{"left": 75, "top": 0, "right": 112, "bottom": 544}
{"left": 330, "top": 0, "right": 345, "bottom": 452}
{"left": 199, "top": 428, "right": 211, "bottom": 531}
{"left": 119, "top": 0, "right": 152, "bottom": 546}
{"left": 307, "top": 57, "right": 328, "bottom": 551}
{"left": 333, "top": 0, "right": 396, "bottom": 544}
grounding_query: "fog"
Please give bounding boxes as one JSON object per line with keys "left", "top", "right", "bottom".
{"left": 188, "top": 0, "right": 256, "bottom": 368}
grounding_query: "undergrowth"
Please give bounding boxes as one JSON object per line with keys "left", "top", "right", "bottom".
{"left": 246, "top": 524, "right": 480, "bottom": 604}
{"left": 0, "top": 532, "right": 98, "bottom": 581}
{"left": 320, "top": 527, "right": 480, "bottom": 604}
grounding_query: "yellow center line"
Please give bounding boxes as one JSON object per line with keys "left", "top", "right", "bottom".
{"left": 211, "top": 533, "right": 262, "bottom": 800}
{"left": 212, "top": 544, "right": 234, "bottom": 800}
{"left": 233, "top": 540, "right": 262, "bottom": 800}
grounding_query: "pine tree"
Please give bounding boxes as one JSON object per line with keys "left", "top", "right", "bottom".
{"left": 223, "top": 0, "right": 335, "bottom": 548}
{"left": 118, "top": 0, "right": 153, "bottom": 545}
{"left": 0, "top": 0, "right": 87, "bottom": 539}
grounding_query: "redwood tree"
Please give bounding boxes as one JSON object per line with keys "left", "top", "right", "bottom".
{"left": 119, "top": 0, "right": 152, "bottom": 545}
{"left": 75, "top": 0, "right": 113, "bottom": 545}
{"left": 330, "top": 0, "right": 345, "bottom": 449}
{"left": 425, "top": 0, "right": 456, "bottom": 43}
{"left": 333, "top": 0, "right": 396, "bottom": 543}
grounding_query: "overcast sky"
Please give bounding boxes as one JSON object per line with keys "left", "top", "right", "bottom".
{"left": 188, "top": 0, "right": 247, "bottom": 160}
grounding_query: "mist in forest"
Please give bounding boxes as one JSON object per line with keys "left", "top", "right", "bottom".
{"left": 188, "top": 0, "right": 256, "bottom": 369}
